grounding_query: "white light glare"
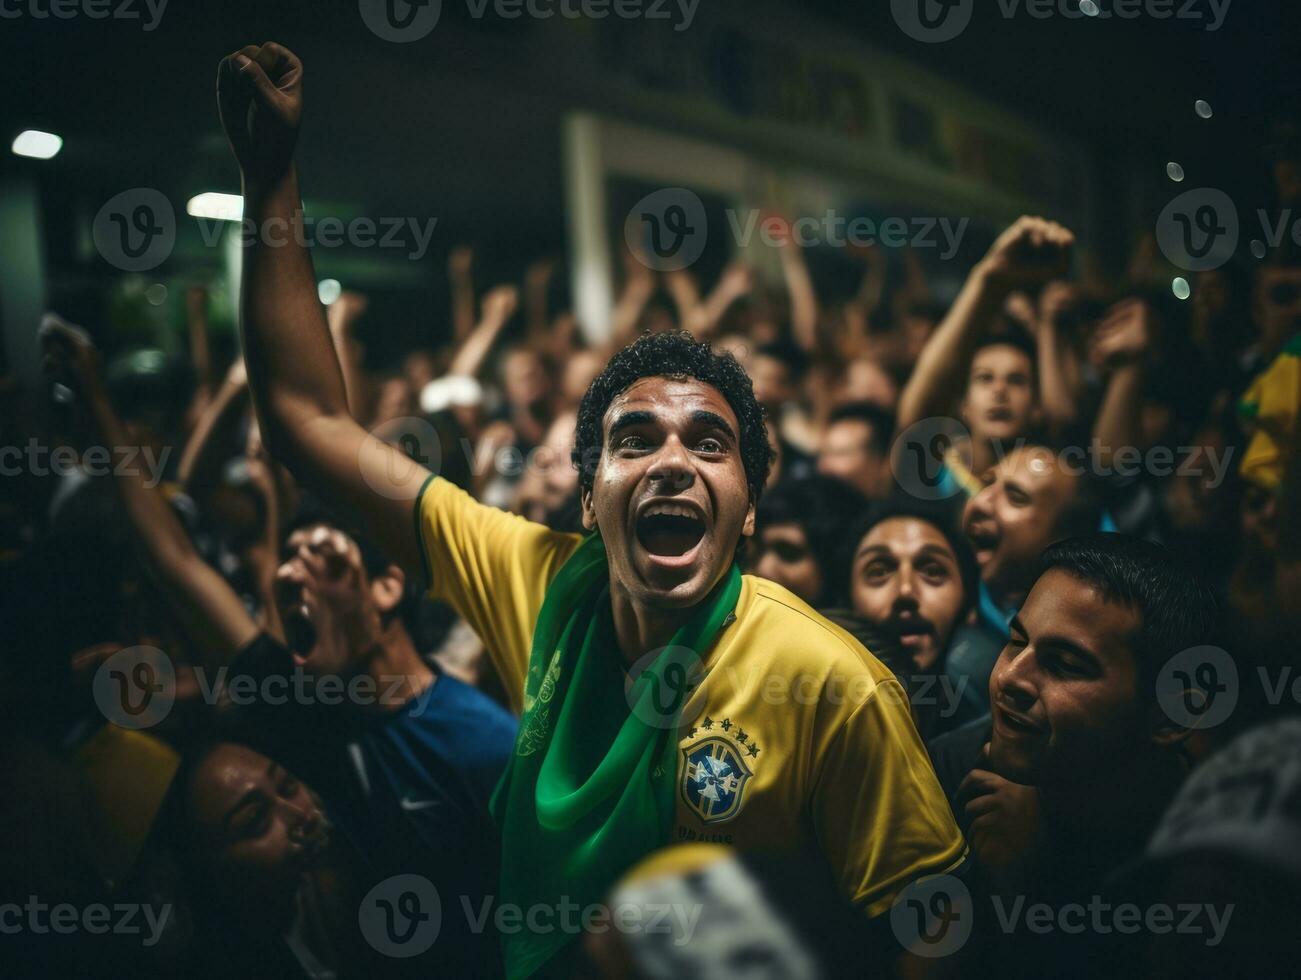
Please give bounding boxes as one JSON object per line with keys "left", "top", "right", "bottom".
{"left": 12, "top": 130, "right": 63, "bottom": 159}
{"left": 186, "top": 192, "right": 244, "bottom": 222}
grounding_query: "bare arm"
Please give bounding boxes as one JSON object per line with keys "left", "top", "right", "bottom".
{"left": 218, "top": 43, "right": 428, "bottom": 576}
{"left": 41, "top": 320, "right": 259, "bottom": 669}
{"left": 178, "top": 358, "right": 249, "bottom": 491}
{"left": 1033, "top": 282, "right": 1084, "bottom": 432}
{"left": 326, "top": 291, "right": 370, "bottom": 421}
{"left": 898, "top": 216, "right": 1073, "bottom": 430}
{"left": 1089, "top": 299, "right": 1152, "bottom": 468}
{"left": 447, "top": 285, "right": 519, "bottom": 378}
{"left": 448, "top": 245, "right": 476, "bottom": 343}
{"left": 777, "top": 232, "right": 819, "bottom": 353}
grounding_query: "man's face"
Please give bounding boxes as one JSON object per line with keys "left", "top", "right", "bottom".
{"left": 961, "top": 345, "right": 1035, "bottom": 444}
{"left": 187, "top": 743, "right": 332, "bottom": 915}
{"left": 750, "top": 522, "right": 821, "bottom": 605}
{"left": 275, "top": 524, "right": 396, "bottom": 676}
{"left": 963, "top": 447, "right": 1081, "bottom": 601}
{"left": 987, "top": 569, "right": 1144, "bottom": 787}
{"left": 817, "top": 419, "right": 889, "bottom": 499}
{"left": 851, "top": 517, "right": 966, "bottom": 672}
{"left": 583, "top": 377, "right": 755, "bottom": 611}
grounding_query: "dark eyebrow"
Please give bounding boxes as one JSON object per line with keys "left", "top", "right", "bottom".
{"left": 915, "top": 544, "right": 958, "bottom": 564}
{"left": 1009, "top": 614, "right": 1028, "bottom": 639}
{"left": 607, "top": 410, "right": 657, "bottom": 440}
{"left": 691, "top": 410, "right": 736, "bottom": 442}
{"left": 222, "top": 759, "right": 277, "bottom": 835}
{"left": 855, "top": 543, "right": 896, "bottom": 561}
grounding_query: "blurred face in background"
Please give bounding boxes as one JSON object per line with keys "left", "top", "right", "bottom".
{"left": 749, "top": 353, "right": 796, "bottom": 413}
{"left": 850, "top": 517, "right": 966, "bottom": 671}
{"left": 562, "top": 349, "right": 605, "bottom": 409}
{"left": 750, "top": 521, "right": 822, "bottom": 605}
{"left": 961, "top": 344, "right": 1036, "bottom": 445}
{"left": 503, "top": 348, "right": 551, "bottom": 411}
{"left": 372, "top": 375, "right": 413, "bottom": 426}
{"left": 817, "top": 418, "right": 890, "bottom": 499}
{"left": 837, "top": 357, "right": 898, "bottom": 412}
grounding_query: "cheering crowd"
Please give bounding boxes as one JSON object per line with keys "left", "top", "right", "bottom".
{"left": 3, "top": 40, "right": 1300, "bottom": 980}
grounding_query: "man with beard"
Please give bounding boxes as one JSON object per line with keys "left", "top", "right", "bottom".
{"left": 845, "top": 500, "right": 983, "bottom": 739}
{"left": 216, "top": 42, "right": 966, "bottom": 978}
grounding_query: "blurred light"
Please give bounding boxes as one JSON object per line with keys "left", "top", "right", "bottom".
{"left": 1166, "top": 162, "right": 1185, "bottom": 182}
{"left": 421, "top": 376, "right": 483, "bottom": 413}
{"left": 1251, "top": 240, "right": 1267, "bottom": 259}
{"left": 317, "top": 279, "right": 342, "bottom": 305}
{"left": 145, "top": 283, "right": 168, "bottom": 306}
{"left": 186, "top": 192, "right": 243, "bottom": 222}
{"left": 1195, "top": 100, "right": 1214, "bottom": 119}
{"left": 1172, "top": 277, "right": 1191, "bottom": 300}
{"left": 12, "top": 130, "right": 62, "bottom": 159}
{"left": 1080, "top": 0, "right": 1099, "bottom": 15}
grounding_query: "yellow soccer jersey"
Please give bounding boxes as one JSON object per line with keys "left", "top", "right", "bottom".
{"left": 415, "top": 476, "right": 967, "bottom": 915}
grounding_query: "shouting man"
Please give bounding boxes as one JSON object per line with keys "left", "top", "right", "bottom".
{"left": 217, "top": 43, "right": 964, "bottom": 977}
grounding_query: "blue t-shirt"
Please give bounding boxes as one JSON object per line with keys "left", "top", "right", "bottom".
{"left": 232, "top": 633, "right": 517, "bottom": 976}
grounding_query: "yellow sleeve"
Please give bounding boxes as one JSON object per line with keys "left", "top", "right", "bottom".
{"left": 811, "top": 677, "right": 968, "bottom": 917}
{"left": 414, "top": 476, "right": 582, "bottom": 712}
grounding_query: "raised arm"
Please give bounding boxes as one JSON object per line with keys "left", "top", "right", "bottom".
{"left": 776, "top": 228, "right": 820, "bottom": 354}
{"left": 1089, "top": 299, "right": 1152, "bottom": 469}
{"left": 217, "top": 43, "right": 428, "bottom": 575}
{"left": 40, "top": 318, "right": 259, "bottom": 669}
{"left": 898, "top": 216, "right": 1073, "bottom": 430}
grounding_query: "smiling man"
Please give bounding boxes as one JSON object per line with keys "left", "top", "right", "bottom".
{"left": 217, "top": 42, "right": 967, "bottom": 979}
{"left": 926, "top": 534, "right": 1217, "bottom": 977}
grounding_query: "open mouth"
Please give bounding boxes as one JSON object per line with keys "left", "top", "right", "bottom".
{"left": 635, "top": 503, "right": 707, "bottom": 561}
{"left": 966, "top": 524, "right": 1000, "bottom": 564}
{"left": 284, "top": 609, "right": 318, "bottom": 663}
{"left": 994, "top": 703, "right": 1045, "bottom": 737}
{"left": 890, "top": 617, "right": 934, "bottom": 649}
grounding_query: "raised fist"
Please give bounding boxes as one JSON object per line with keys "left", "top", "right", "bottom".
{"left": 1090, "top": 298, "right": 1153, "bottom": 370}
{"left": 38, "top": 313, "right": 101, "bottom": 400}
{"left": 217, "top": 42, "right": 304, "bottom": 184}
{"left": 979, "top": 216, "right": 1074, "bottom": 293}
{"left": 481, "top": 285, "right": 519, "bottom": 324}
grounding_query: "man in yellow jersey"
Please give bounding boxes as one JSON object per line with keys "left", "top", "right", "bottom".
{"left": 217, "top": 41, "right": 965, "bottom": 978}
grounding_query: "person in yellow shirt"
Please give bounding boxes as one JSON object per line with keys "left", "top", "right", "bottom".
{"left": 216, "top": 40, "right": 965, "bottom": 978}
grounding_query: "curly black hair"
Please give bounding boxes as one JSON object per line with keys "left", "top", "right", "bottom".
{"left": 572, "top": 331, "right": 773, "bottom": 502}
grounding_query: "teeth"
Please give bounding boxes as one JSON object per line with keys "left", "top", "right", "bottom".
{"left": 643, "top": 503, "right": 699, "bottom": 521}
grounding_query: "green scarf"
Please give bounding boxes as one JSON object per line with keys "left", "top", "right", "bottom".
{"left": 490, "top": 533, "right": 741, "bottom": 979}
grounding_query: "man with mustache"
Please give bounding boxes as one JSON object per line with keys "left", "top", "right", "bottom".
{"left": 216, "top": 42, "right": 966, "bottom": 978}
{"left": 926, "top": 534, "right": 1216, "bottom": 978}
{"left": 845, "top": 500, "right": 983, "bottom": 738}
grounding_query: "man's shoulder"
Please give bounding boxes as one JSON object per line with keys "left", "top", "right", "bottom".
{"left": 736, "top": 576, "right": 898, "bottom": 686}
